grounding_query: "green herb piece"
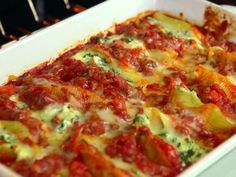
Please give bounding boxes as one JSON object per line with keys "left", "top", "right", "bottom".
{"left": 133, "top": 114, "right": 150, "bottom": 127}
{"left": 180, "top": 149, "right": 195, "bottom": 163}
{"left": 0, "top": 133, "right": 15, "bottom": 143}
{"left": 183, "top": 30, "right": 189, "bottom": 36}
{"left": 158, "top": 132, "right": 167, "bottom": 138}
{"left": 167, "top": 31, "right": 173, "bottom": 35}
{"left": 57, "top": 116, "right": 80, "bottom": 133}
{"left": 123, "top": 36, "right": 134, "bottom": 43}
{"left": 95, "top": 36, "right": 110, "bottom": 43}
{"left": 111, "top": 68, "right": 121, "bottom": 75}
{"left": 147, "top": 16, "right": 157, "bottom": 24}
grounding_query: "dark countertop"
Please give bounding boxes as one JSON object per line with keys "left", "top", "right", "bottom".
{"left": 210, "top": 0, "right": 236, "bottom": 5}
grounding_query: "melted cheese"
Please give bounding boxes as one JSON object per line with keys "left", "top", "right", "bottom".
{"left": 151, "top": 12, "right": 204, "bottom": 49}
{"left": 172, "top": 87, "right": 203, "bottom": 107}
{"left": 228, "top": 76, "right": 236, "bottom": 85}
{"left": 0, "top": 123, "right": 37, "bottom": 161}
{"left": 81, "top": 135, "right": 148, "bottom": 177}
{"left": 159, "top": 133, "right": 209, "bottom": 164}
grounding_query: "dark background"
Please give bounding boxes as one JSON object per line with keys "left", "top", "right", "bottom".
{"left": 211, "top": 0, "right": 235, "bottom": 5}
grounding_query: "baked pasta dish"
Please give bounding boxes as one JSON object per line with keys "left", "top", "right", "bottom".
{"left": 1, "top": 11, "right": 236, "bottom": 177}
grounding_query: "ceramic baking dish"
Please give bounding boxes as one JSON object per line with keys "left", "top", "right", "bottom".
{"left": 0, "top": 0, "right": 236, "bottom": 176}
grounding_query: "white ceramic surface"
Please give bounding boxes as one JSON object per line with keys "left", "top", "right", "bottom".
{"left": 222, "top": 5, "right": 236, "bottom": 13}
{"left": 0, "top": 0, "right": 236, "bottom": 177}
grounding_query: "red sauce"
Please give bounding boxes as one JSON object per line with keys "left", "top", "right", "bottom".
{"left": 0, "top": 85, "right": 16, "bottom": 96}
{"left": 0, "top": 151, "right": 17, "bottom": 166}
{"left": 69, "top": 159, "right": 90, "bottom": 177}
{"left": 110, "top": 42, "right": 142, "bottom": 67}
{"left": 199, "top": 27, "right": 236, "bottom": 52}
{"left": 15, "top": 154, "right": 66, "bottom": 177}
{"left": 197, "top": 83, "right": 235, "bottom": 114}
{"left": 0, "top": 96, "right": 21, "bottom": 120}
{"left": 106, "top": 132, "right": 137, "bottom": 163}
{"left": 19, "top": 86, "right": 64, "bottom": 110}
{"left": 81, "top": 115, "right": 106, "bottom": 136}
{"left": 105, "top": 127, "right": 181, "bottom": 176}
{"left": 115, "top": 17, "right": 187, "bottom": 55}
{"left": 109, "top": 96, "right": 130, "bottom": 120}
{"left": 60, "top": 58, "right": 87, "bottom": 82}
{"left": 20, "top": 116, "right": 43, "bottom": 137}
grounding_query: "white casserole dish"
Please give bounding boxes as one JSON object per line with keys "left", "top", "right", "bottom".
{"left": 0, "top": 0, "right": 236, "bottom": 176}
